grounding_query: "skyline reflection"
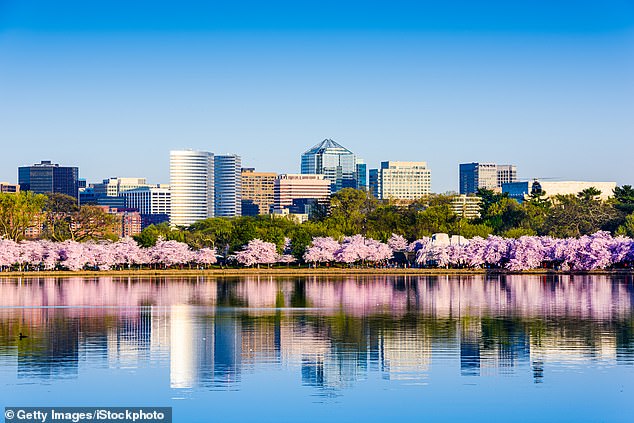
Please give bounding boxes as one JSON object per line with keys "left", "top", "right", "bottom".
{"left": 0, "top": 275, "right": 632, "bottom": 392}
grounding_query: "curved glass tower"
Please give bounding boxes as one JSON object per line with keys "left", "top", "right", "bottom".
{"left": 169, "top": 150, "right": 214, "bottom": 227}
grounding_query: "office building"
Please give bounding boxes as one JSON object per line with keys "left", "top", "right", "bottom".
{"left": 170, "top": 150, "right": 214, "bottom": 227}
{"left": 0, "top": 182, "right": 19, "bottom": 193}
{"left": 355, "top": 160, "right": 367, "bottom": 191}
{"left": 214, "top": 154, "right": 242, "bottom": 217}
{"left": 18, "top": 160, "right": 79, "bottom": 198}
{"left": 459, "top": 162, "right": 517, "bottom": 195}
{"left": 121, "top": 186, "right": 171, "bottom": 229}
{"left": 450, "top": 195, "right": 482, "bottom": 219}
{"left": 503, "top": 180, "right": 617, "bottom": 203}
{"left": 92, "top": 177, "right": 149, "bottom": 197}
{"left": 241, "top": 168, "right": 276, "bottom": 216}
{"left": 301, "top": 139, "right": 364, "bottom": 192}
{"left": 369, "top": 161, "right": 431, "bottom": 201}
{"left": 274, "top": 174, "right": 330, "bottom": 211}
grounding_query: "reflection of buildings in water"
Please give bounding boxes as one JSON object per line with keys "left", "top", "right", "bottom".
{"left": 17, "top": 311, "right": 80, "bottom": 379}
{"left": 460, "top": 320, "right": 481, "bottom": 376}
{"left": 170, "top": 305, "right": 197, "bottom": 388}
{"left": 107, "top": 308, "right": 152, "bottom": 367}
{"left": 381, "top": 329, "right": 431, "bottom": 381}
{"left": 241, "top": 317, "right": 281, "bottom": 365}
{"left": 0, "top": 275, "right": 633, "bottom": 389}
{"left": 169, "top": 307, "right": 242, "bottom": 389}
{"left": 529, "top": 334, "right": 618, "bottom": 366}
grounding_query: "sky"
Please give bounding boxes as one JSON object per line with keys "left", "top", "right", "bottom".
{"left": 0, "top": 0, "right": 633, "bottom": 192}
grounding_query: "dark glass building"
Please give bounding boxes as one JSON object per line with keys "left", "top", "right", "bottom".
{"left": 18, "top": 160, "right": 80, "bottom": 198}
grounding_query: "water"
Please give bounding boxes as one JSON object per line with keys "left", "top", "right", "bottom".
{"left": 0, "top": 274, "right": 633, "bottom": 422}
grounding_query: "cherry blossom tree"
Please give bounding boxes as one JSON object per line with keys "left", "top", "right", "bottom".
{"left": 195, "top": 247, "right": 218, "bottom": 267}
{"left": 303, "top": 237, "right": 340, "bottom": 265}
{"left": 235, "top": 239, "right": 278, "bottom": 267}
{"left": 388, "top": 234, "right": 408, "bottom": 252}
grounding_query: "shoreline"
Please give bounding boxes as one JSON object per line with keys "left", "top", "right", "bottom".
{"left": 0, "top": 268, "right": 633, "bottom": 278}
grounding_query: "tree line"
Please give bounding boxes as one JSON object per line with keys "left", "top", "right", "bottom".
{"left": 134, "top": 185, "right": 634, "bottom": 259}
{"left": 1, "top": 185, "right": 633, "bottom": 262}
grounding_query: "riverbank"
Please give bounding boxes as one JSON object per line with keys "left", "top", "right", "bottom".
{"left": 0, "top": 267, "right": 633, "bottom": 278}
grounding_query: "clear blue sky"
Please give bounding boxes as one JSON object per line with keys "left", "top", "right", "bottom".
{"left": 1, "top": 0, "right": 633, "bottom": 192}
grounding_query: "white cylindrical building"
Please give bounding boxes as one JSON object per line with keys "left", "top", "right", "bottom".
{"left": 169, "top": 150, "right": 214, "bottom": 227}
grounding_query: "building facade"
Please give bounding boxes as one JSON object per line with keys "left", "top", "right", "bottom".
{"left": 503, "top": 180, "right": 617, "bottom": 203}
{"left": 169, "top": 150, "right": 214, "bottom": 227}
{"left": 369, "top": 161, "right": 431, "bottom": 201}
{"left": 122, "top": 185, "right": 171, "bottom": 229}
{"left": 301, "top": 139, "right": 364, "bottom": 192}
{"left": 92, "top": 177, "right": 149, "bottom": 197}
{"left": 274, "top": 174, "right": 331, "bottom": 211}
{"left": 18, "top": 160, "right": 79, "bottom": 198}
{"left": 459, "top": 162, "right": 517, "bottom": 195}
{"left": 0, "top": 182, "right": 19, "bottom": 193}
{"left": 450, "top": 195, "right": 482, "bottom": 219}
{"left": 241, "top": 168, "right": 276, "bottom": 216}
{"left": 214, "top": 154, "right": 242, "bottom": 217}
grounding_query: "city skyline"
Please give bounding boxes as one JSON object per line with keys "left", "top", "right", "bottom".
{"left": 1, "top": 1, "right": 633, "bottom": 192}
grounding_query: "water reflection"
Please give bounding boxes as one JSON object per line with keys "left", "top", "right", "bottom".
{"left": 0, "top": 275, "right": 632, "bottom": 394}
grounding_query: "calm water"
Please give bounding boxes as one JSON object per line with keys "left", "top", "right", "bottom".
{"left": 0, "top": 274, "right": 633, "bottom": 422}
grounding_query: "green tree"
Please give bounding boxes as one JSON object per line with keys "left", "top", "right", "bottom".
{"left": 326, "top": 188, "right": 377, "bottom": 235}
{"left": 616, "top": 213, "right": 634, "bottom": 237}
{"left": 543, "top": 193, "right": 619, "bottom": 238}
{"left": 614, "top": 185, "right": 634, "bottom": 214}
{"left": 42, "top": 193, "right": 79, "bottom": 241}
{"left": 69, "top": 206, "right": 120, "bottom": 241}
{"left": 0, "top": 191, "right": 47, "bottom": 241}
{"left": 475, "top": 189, "right": 525, "bottom": 235}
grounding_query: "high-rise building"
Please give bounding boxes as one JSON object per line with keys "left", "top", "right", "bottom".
{"left": 369, "top": 161, "right": 431, "bottom": 201}
{"left": 459, "top": 162, "right": 517, "bottom": 195}
{"left": 274, "top": 174, "right": 331, "bottom": 211}
{"left": 355, "top": 160, "right": 367, "bottom": 191}
{"left": 214, "top": 155, "right": 242, "bottom": 217}
{"left": 18, "top": 160, "right": 79, "bottom": 198}
{"left": 169, "top": 150, "right": 214, "bottom": 227}
{"left": 241, "top": 168, "right": 276, "bottom": 216}
{"left": 301, "top": 139, "right": 365, "bottom": 192}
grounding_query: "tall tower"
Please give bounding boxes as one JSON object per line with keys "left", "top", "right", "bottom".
{"left": 301, "top": 139, "right": 359, "bottom": 193}
{"left": 169, "top": 150, "right": 214, "bottom": 227}
{"left": 214, "top": 154, "right": 242, "bottom": 217}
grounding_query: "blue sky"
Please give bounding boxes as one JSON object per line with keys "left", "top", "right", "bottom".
{"left": 1, "top": 0, "right": 633, "bottom": 192}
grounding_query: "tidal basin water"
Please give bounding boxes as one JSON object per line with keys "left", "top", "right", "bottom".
{"left": 0, "top": 275, "right": 633, "bottom": 422}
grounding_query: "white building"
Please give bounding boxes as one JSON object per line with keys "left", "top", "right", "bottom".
{"left": 122, "top": 185, "right": 171, "bottom": 215}
{"left": 92, "top": 177, "right": 150, "bottom": 197}
{"left": 214, "top": 154, "right": 242, "bottom": 217}
{"left": 169, "top": 150, "right": 214, "bottom": 227}
{"left": 369, "top": 161, "right": 431, "bottom": 201}
{"left": 503, "top": 180, "right": 617, "bottom": 203}
{"left": 451, "top": 195, "right": 482, "bottom": 219}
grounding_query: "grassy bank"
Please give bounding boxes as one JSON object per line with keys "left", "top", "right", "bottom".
{"left": 0, "top": 267, "right": 633, "bottom": 278}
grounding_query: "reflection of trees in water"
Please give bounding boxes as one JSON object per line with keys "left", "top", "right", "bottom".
{"left": 0, "top": 274, "right": 632, "bottom": 388}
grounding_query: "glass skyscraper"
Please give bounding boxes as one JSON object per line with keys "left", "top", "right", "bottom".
{"left": 18, "top": 160, "right": 79, "bottom": 198}
{"left": 300, "top": 139, "right": 363, "bottom": 192}
{"left": 214, "top": 154, "right": 242, "bottom": 217}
